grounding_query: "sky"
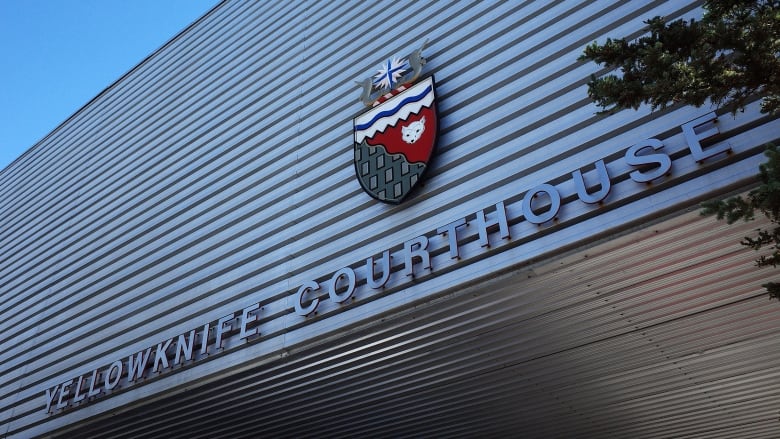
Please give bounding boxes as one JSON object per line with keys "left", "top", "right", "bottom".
{"left": 0, "top": 0, "right": 218, "bottom": 171}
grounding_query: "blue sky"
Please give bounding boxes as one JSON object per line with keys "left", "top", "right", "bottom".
{"left": 0, "top": 0, "right": 217, "bottom": 171}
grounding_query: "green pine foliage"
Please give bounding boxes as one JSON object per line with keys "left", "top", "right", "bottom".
{"left": 581, "top": 1, "right": 780, "bottom": 300}
{"left": 580, "top": 0, "right": 780, "bottom": 115}
{"left": 701, "top": 146, "right": 780, "bottom": 300}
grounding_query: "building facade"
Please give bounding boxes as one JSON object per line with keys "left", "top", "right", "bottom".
{"left": 2, "top": 1, "right": 779, "bottom": 437}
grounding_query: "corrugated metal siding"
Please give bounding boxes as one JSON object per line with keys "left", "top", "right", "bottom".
{"left": 1, "top": 0, "right": 779, "bottom": 437}
{"left": 20, "top": 211, "right": 780, "bottom": 439}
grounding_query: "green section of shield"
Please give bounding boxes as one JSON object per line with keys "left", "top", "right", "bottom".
{"left": 354, "top": 140, "right": 426, "bottom": 204}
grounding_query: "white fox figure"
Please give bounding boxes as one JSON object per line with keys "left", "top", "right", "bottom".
{"left": 401, "top": 116, "right": 426, "bottom": 144}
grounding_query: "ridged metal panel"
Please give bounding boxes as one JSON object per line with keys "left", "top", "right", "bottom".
{"left": 2, "top": 0, "right": 779, "bottom": 437}
{"left": 21, "top": 211, "right": 780, "bottom": 439}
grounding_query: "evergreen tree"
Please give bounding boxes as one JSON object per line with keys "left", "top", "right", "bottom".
{"left": 581, "top": 0, "right": 780, "bottom": 300}
{"left": 700, "top": 146, "right": 780, "bottom": 300}
{"left": 581, "top": 0, "right": 780, "bottom": 115}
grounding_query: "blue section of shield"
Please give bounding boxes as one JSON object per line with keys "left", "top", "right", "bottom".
{"left": 354, "top": 84, "right": 433, "bottom": 131}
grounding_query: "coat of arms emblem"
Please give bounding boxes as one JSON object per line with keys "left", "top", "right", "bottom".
{"left": 353, "top": 41, "right": 437, "bottom": 204}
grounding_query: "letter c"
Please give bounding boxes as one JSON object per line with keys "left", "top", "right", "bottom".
{"left": 294, "top": 280, "right": 320, "bottom": 316}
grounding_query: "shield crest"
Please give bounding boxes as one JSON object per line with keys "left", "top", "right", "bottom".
{"left": 353, "top": 76, "right": 438, "bottom": 203}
